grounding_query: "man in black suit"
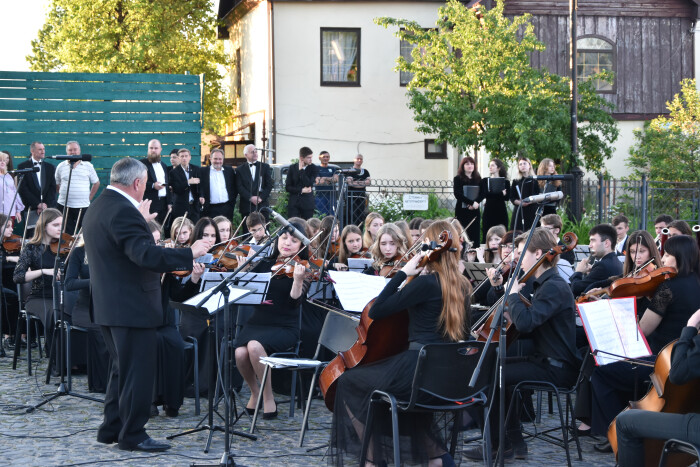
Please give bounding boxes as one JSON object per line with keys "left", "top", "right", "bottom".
{"left": 139, "top": 139, "right": 172, "bottom": 226}
{"left": 169, "top": 148, "right": 202, "bottom": 223}
{"left": 198, "top": 148, "right": 237, "bottom": 220}
{"left": 83, "top": 157, "right": 210, "bottom": 452}
{"left": 17, "top": 141, "right": 57, "bottom": 225}
{"left": 285, "top": 146, "right": 319, "bottom": 220}
{"left": 570, "top": 223, "right": 623, "bottom": 297}
{"left": 236, "top": 144, "right": 273, "bottom": 224}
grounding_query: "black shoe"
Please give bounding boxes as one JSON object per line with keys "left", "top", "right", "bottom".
{"left": 150, "top": 404, "right": 159, "bottom": 417}
{"left": 244, "top": 407, "right": 255, "bottom": 416}
{"left": 163, "top": 405, "right": 179, "bottom": 417}
{"left": 594, "top": 440, "right": 612, "bottom": 453}
{"left": 4, "top": 336, "right": 14, "bottom": 350}
{"left": 463, "top": 445, "right": 513, "bottom": 461}
{"left": 262, "top": 409, "right": 278, "bottom": 420}
{"left": 118, "top": 437, "right": 171, "bottom": 452}
{"left": 512, "top": 441, "right": 528, "bottom": 460}
{"left": 575, "top": 426, "right": 592, "bottom": 437}
{"left": 96, "top": 434, "right": 118, "bottom": 445}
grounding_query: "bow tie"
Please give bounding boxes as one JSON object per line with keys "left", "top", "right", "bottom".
{"left": 249, "top": 163, "right": 255, "bottom": 167}
{"left": 34, "top": 162, "right": 41, "bottom": 166}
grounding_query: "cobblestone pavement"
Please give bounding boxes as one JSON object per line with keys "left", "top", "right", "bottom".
{"left": 0, "top": 353, "right": 619, "bottom": 466}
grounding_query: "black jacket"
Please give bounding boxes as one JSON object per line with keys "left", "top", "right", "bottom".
{"left": 285, "top": 163, "right": 319, "bottom": 213}
{"left": 16, "top": 158, "right": 57, "bottom": 210}
{"left": 570, "top": 251, "right": 623, "bottom": 297}
{"left": 236, "top": 161, "right": 273, "bottom": 215}
{"left": 199, "top": 165, "right": 237, "bottom": 209}
{"left": 169, "top": 163, "right": 201, "bottom": 212}
{"left": 82, "top": 188, "right": 192, "bottom": 328}
{"left": 139, "top": 158, "right": 172, "bottom": 205}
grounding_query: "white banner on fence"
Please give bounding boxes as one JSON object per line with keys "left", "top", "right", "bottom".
{"left": 403, "top": 194, "right": 429, "bottom": 211}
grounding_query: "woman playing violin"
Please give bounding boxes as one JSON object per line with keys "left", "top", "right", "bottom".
{"left": 315, "top": 215, "right": 340, "bottom": 260}
{"left": 213, "top": 215, "right": 232, "bottom": 243}
{"left": 0, "top": 214, "right": 21, "bottom": 350}
{"left": 363, "top": 223, "right": 408, "bottom": 277}
{"left": 235, "top": 221, "right": 311, "bottom": 419}
{"left": 588, "top": 235, "right": 700, "bottom": 452}
{"left": 329, "top": 220, "right": 470, "bottom": 467}
{"left": 334, "top": 225, "right": 367, "bottom": 271}
{"left": 12, "top": 208, "right": 62, "bottom": 333}
{"left": 166, "top": 216, "right": 194, "bottom": 247}
{"left": 614, "top": 307, "right": 700, "bottom": 466}
{"left": 362, "top": 212, "right": 384, "bottom": 249}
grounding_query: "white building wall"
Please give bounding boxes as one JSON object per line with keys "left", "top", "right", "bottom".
{"left": 273, "top": 1, "right": 452, "bottom": 180}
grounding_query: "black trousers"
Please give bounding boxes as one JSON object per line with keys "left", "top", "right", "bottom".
{"left": 287, "top": 195, "right": 315, "bottom": 220}
{"left": 98, "top": 326, "right": 157, "bottom": 447}
{"left": 203, "top": 201, "right": 233, "bottom": 220}
{"left": 56, "top": 204, "right": 87, "bottom": 236}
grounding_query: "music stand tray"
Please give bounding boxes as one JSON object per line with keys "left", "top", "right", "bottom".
{"left": 464, "top": 262, "right": 495, "bottom": 290}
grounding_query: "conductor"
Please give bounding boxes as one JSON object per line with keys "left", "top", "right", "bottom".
{"left": 83, "top": 158, "right": 211, "bottom": 452}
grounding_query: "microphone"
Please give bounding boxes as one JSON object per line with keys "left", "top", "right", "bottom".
{"left": 262, "top": 208, "right": 312, "bottom": 247}
{"left": 527, "top": 174, "right": 574, "bottom": 181}
{"left": 522, "top": 191, "right": 565, "bottom": 204}
{"left": 9, "top": 167, "right": 40, "bottom": 175}
{"left": 46, "top": 154, "right": 93, "bottom": 162}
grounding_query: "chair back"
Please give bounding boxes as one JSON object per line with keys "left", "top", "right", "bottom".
{"left": 408, "top": 341, "right": 497, "bottom": 409}
{"left": 17, "top": 282, "right": 31, "bottom": 308}
{"left": 316, "top": 311, "right": 358, "bottom": 358}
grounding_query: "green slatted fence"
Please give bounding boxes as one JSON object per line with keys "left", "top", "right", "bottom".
{"left": 0, "top": 71, "right": 202, "bottom": 186}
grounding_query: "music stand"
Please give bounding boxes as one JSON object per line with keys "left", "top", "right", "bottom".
{"left": 167, "top": 279, "right": 261, "bottom": 453}
{"left": 347, "top": 258, "right": 372, "bottom": 273}
{"left": 463, "top": 262, "right": 495, "bottom": 291}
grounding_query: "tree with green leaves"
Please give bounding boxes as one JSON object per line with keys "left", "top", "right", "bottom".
{"left": 28, "top": 0, "right": 230, "bottom": 135}
{"left": 628, "top": 79, "right": 700, "bottom": 181}
{"left": 375, "top": 0, "right": 618, "bottom": 172}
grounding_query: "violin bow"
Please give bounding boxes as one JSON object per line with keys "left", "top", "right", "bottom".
{"left": 173, "top": 212, "right": 188, "bottom": 247}
{"left": 212, "top": 216, "right": 247, "bottom": 264}
{"left": 381, "top": 229, "right": 429, "bottom": 278}
{"left": 268, "top": 230, "right": 323, "bottom": 280}
{"left": 74, "top": 208, "right": 84, "bottom": 236}
{"left": 160, "top": 206, "right": 173, "bottom": 241}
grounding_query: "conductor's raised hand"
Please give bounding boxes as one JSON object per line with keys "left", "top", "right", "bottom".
{"left": 400, "top": 253, "right": 424, "bottom": 277}
{"left": 190, "top": 239, "right": 212, "bottom": 258}
{"left": 138, "top": 199, "right": 157, "bottom": 222}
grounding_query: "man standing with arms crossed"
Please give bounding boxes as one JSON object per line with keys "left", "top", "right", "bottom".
{"left": 83, "top": 157, "right": 211, "bottom": 452}
{"left": 55, "top": 141, "right": 100, "bottom": 235}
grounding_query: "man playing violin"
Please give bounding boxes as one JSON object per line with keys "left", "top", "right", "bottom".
{"left": 570, "top": 224, "right": 622, "bottom": 296}
{"left": 614, "top": 307, "right": 700, "bottom": 467}
{"left": 465, "top": 228, "right": 578, "bottom": 461}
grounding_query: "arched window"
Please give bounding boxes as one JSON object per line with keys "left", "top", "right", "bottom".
{"left": 577, "top": 36, "right": 615, "bottom": 93}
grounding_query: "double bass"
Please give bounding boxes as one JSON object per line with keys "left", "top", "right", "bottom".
{"left": 319, "top": 230, "right": 453, "bottom": 411}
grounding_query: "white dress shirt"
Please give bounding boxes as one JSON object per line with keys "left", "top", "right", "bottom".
{"left": 209, "top": 166, "right": 228, "bottom": 204}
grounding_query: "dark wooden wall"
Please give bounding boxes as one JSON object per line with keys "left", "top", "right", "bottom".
{"left": 504, "top": 0, "right": 698, "bottom": 18}
{"left": 509, "top": 10, "right": 696, "bottom": 118}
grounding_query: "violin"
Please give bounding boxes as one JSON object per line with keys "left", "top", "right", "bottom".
{"left": 50, "top": 233, "right": 75, "bottom": 256}
{"left": 270, "top": 255, "right": 324, "bottom": 280}
{"left": 378, "top": 255, "right": 407, "bottom": 278}
{"left": 2, "top": 234, "right": 22, "bottom": 254}
{"left": 608, "top": 340, "right": 700, "bottom": 465}
{"left": 320, "top": 230, "right": 453, "bottom": 411}
{"left": 608, "top": 266, "right": 676, "bottom": 299}
{"left": 208, "top": 240, "right": 241, "bottom": 271}
{"left": 349, "top": 248, "right": 371, "bottom": 259}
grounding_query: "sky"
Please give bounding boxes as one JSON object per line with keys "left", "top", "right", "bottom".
{"left": 1, "top": 0, "right": 51, "bottom": 71}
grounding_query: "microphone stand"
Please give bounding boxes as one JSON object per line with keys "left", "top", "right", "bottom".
{"left": 28, "top": 160, "right": 103, "bottom": 412}
{"left": 0, "top": 171, "right": 30, "bottom": 357}
{"left": 468, "top": 202, "right": 546, "bottom": 466}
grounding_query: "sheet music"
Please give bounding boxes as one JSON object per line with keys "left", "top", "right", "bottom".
{"left": 577, "top": 297, "right": 651, "bottom": 366}
{"left": 199, "top": 271, "right": 271, "bottom": 305}
{"left": 184, "top": 284, "right": 253, "bottom": 314}
{"left": 328, "top": 270, "right": 390, "bottom": 313}
{"left": 347, "top": 258, "right": 373, "bottom": 273}
{"left": 259, "top": 356, "right": 321, "bottom": 369}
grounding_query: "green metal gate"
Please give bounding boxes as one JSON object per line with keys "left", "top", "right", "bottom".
{"left": 0, "top": 71, "right": 202, "bottom": 185}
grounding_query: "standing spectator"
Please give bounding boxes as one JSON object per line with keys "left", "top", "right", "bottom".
{"left": 613, "top": 214, "right": 630, "bottom": 255}
{"left": 0, "top": 151, "right": 24, "bottom": 222}
{"left": 167, "top": 149, "right": 180, "bottom": 176}
{"left": 315, "top": 150, "right": 337, "bottom": 216}
{"left": 345, "top": 154, "right": 371, "bottom": 226}
{"left": 140, "top": 139, "right": 172, "bottom": 225}
{"left": 17, "top": 141, "right": 57, "bottom": 229}
{"left": 55, "top": 141, "right": 100, "bottom": 235}
{"left": 453, "top": 156, "right": 482, "bottom": 245}
{"left": 510, "top": 156, "right": 539, "bottom": 231}
{"left": 286, "top": 147, "right": 319, "bottom": 220}
{"left": 236, "top": 144, "right": 273, "bottom": 226}
{"left": 199, "top": 148, "right": 237, "bottom": 220}
{"left": 169, "top": 148, "right": 201, "bottom": 223}
{"left": 537, "top": 158, "right": 562, "bottom": 216}
{"left": 479, "top": 158, "right": 510, "bottom": 241}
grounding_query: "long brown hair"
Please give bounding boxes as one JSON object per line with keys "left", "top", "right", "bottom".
{"left": 458, "top": 156, "right": 481, "bottom": 183}
{"left": 423, "top": 220, "right": 471, "bottom": 341}
{"left": 623, "top": 230, "right": 661, "bottom": 276}
{"left": 338, "top": 224, "right": 363, "bottom": 264}
{"left": 29, "top": 208, "right": 62, "bottom": 245}
{"left": 370, "top": 223, "right": 407, "bottom": 269}
{"left": 537, "top": 158, "right": 561, "bottom": 188}
{"left": 363, "top": 212, "right": 384, "bottom": 249}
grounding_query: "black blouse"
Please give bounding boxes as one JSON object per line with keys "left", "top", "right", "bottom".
{"left": 13, "top": 243, "right": 58, "bottom": 299}
{"left": 646, "top": 274, "right": 700, "bottom": 354}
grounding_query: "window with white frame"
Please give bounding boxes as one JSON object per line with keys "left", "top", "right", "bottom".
{"left": 321, "top": 28, "right": 360, "bottom": 86}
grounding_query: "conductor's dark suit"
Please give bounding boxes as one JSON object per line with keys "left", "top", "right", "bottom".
{"left": 285, "top": 162, "right": 319, "bottom": 220}
{"left": 139, "top": 158, "right": 172, "bottom": 224}
{"left": 235, "top": 161, "right": 273, "bottom": 218}
{"left": 199, "top": 164, "right": 237, "bottom": 220}
{"left": 83, "top": 187, "right": 192, "bottom": 448}
{"left": 16, "top": 158, "right": 57, "bottom": 211}
{"left": 169, "top": 163, "right": 202, "bottom": 223}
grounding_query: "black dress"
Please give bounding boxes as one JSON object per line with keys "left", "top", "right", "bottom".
{"left": 453, "top": 174, "right": 482, "bottom": 245}
{"left": 235, "top": 258, "right": 308, "bottom": 354}
{"left": 510, "top": 177, "right": 540, "bottom": 231}
{"left": 479, "top": 177, "right": 510, "bottom": 240}
{"left": 329, "top": 271, "right": 469, "bottom": 466}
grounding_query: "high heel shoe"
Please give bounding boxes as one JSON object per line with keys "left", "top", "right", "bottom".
{"left": 262, "top": 401, "right": 278, "bottom": 420}
{"left": 243, "top": 407, "right": 255, "bottom": 416}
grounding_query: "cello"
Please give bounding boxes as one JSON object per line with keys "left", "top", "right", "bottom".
{"left": 319, "top": 230, "right": 453, "bottom": 412}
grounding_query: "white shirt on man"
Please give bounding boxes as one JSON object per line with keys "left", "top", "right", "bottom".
{"left": 151, "top": 162, "right": 167, "bottom": 198}
{"left": 209, "top": 166, "right": 228, "bottom": 204}
{"left": 55, "top": 160, "right": 99, "bottom": 208}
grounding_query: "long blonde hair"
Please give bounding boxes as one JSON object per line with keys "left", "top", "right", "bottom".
{"left": 363, "top": 212, "right": 384, "bottom": 249}
{"left": 423, "top": 220, "right": 471, "bottom": 341}
{"left": 370, "top": 223, "right": 407, "bottom": 269}
{"left": 170, "top": 216, "right": 194, "bottom": 244}
{"left": 28, "top": 208, "right": 62, "bottom": 245}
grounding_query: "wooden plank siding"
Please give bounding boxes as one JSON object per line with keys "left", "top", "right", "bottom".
{"left": 0, "top": 71, "right": 202, "bottom": 186}
{"left": 504, "top": 0, "right": 698, "bottom": 18}
{"left": 515, "top": 13, "right": 696, "bottom": 117}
